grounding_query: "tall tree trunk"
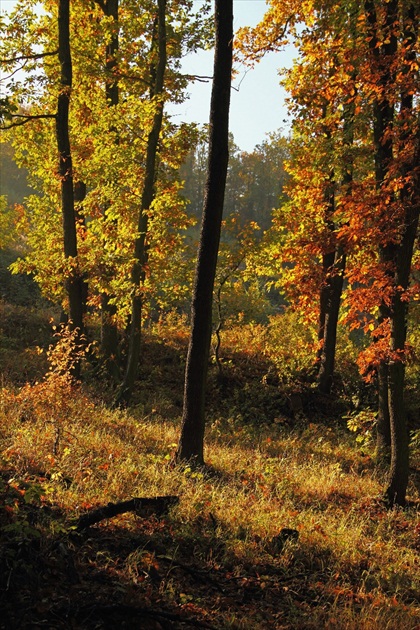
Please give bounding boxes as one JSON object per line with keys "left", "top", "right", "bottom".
{"left": 317, "top": 87, "right": 354, "bottom": 394}
{"left": 74, "top": 180, "right": 89, "bottom": 316}
{"left": 365, "top": 0, "right": 396, "bottom": 464}
{"left": 176, "top": 0, "right": 233, "bottom": 464}
{"left": 366, "top": 0, "right": 419, "bottom": 505}
{"left": 384, "top": 1, "right": 419, "bottom": 505}
{"left": 115, "top": 0, "right": 167, "bottom": 405}
{"left": 99, "top": 0, "right": 120, "bottom": 378}
{"left": 56, "top": 0, "right": 85, "bottom": 376}
{"left": 384, "top": 193, "right": 419, "bottom": 504}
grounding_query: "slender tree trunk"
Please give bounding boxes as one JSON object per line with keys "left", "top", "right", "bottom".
{"left": 385, "top": 320, "right": 409, "bottom": 505}
{"left": 317, "top": 250, "right": 335, "bottom": 359}
{"left": 376, "top": 360, "right": 391, "bottom": 462}
{"left": 317, "top": 88, "right": 354, "bottom": 394}
{"left": 317, "top": 248, "right": 346, "bottom": 394}
{"left": 56, "top": 0, "right": 84, "bottom": 376}
{"left": 384, "top": 1, "right": 419, "bottom": 505}
{"left": 100, "top": 0, "right": 120, "bottom": 378}
{"left": 365, "top": 0, "right": 396, "bottom": 464}
{"left": 177, "top": 0, "right": 233, "bottom": 464}
{"left": 384, "top": 199, "right": 419, "bottom": 504}
{"left": 74, "top": 180, "right": 89, "bottom": 316}
{"left": 365, "top": 0, "right": 419, "bottom": 505}
{"left": 115, "top": 0, "right": 167, "bottom": 405}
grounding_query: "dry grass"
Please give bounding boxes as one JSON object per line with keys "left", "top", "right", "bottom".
{"left": 0, "top": 309, "right": 419, "bottom": 628}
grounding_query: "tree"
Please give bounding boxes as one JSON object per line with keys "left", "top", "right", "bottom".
{"left": 181, "top": 131, "right": 289, "bottom": 229}
{"left": 1, "top": 0, "right": 210, "bottom": 381}
{"left": 240, "top": 0, "right": 419, "bottom": 505}
{"left": 116, "top": 0, "right": 168, "bottom": 405}
{"left": 177, "top": 0, "right": 233, "bottom": 464}
{"left": 96, "top": 0, "right": 121, "bottom": 377}
{"left": 0, "top": 0, "right": 85, "bottom": 367}
{"left": 56, "top": 0, "right": 86, "bottom": 375}
{"left": 363, "top": 0, "right": 419, "bottom": 505}
{"left": 239, "top": 1, "right": 361, "bottom": 394}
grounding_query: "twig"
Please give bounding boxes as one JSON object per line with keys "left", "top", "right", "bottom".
{"left": 213, "top": 257, "right": 245, "bottom": 373}
{"left": 0, "top": 50, "right": 58, "bottom": 64}
{"left": 183, "top": 74, "right": 213, "bottom": 83}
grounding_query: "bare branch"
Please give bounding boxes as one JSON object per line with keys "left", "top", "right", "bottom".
{"left": 0, "top": 65, "right": 27, "bottom": 82}
{"left": 238, "top": 15, "right": 293, "bottom": 63}
{"left": 183, "top": 73, "right": 213, "bottom": 83}
{"left": 0, "top": 50, "right": 58, "bottom": 64}
{"left": 0, "top": 113, "right": 56, "bottom": 130}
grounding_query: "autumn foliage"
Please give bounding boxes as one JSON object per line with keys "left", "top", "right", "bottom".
{"left": 0, "top": 0, "right": 419, "bottom": 626}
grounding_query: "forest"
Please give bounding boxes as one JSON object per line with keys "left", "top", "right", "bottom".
{"left": 0, "top": 0, "right": 419, "bottom": 627}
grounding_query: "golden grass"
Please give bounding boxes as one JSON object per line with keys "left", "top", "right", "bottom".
{"left": 0, "top": 310, "right": 419, "bottom": 627}
{"left": 1, "top": 364, "right": 419, "bottom": 629}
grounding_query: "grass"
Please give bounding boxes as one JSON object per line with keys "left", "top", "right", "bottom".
{"left": 0, "top": 303, "right": 419, "bottom": 629}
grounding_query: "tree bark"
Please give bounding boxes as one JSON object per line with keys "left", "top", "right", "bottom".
{"left": 74, "top": 180, "right": 89, "bottom": 316}
{"left": 365, "top": 0, "right": 396, "bottom": 463}
{"left": 317, "top": 248, "right": 346, "bottom": 394}
{"left": 76, "top": 495, "right": 179, "bottom": 531}
{"left": 100, "top": 0, "right": 120, "bottom": 378}
{"left": 115, "top": 0, "right": 167, "bottom": 405}
{"left": 56, "top": 0, "right": 85, "bottom": 376}
{"left": 317, "top": 87, "right": 354, "bottom": 394}
{"left": 384, "top": 1, "right": 419, "bottom": 505}
{"left": 365, "top": 0, "right": 419, "bottom": 505}
{"left": 376, "top": 360, "right": 391, "bottom": 462}
{"left": 177, "top": 0, "right": 233, "bottom": 464}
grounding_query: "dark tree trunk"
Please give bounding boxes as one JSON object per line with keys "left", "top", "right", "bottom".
{"left": 74, "top": 180, "right": 89, "bottom": 316}
{"left": 99, "top": 0, "right": 120, "bottom": 378}
{"left": 56, "top": 0, "right": 85, "bottom": 376}
{"left": 101, "top": 294, "right": 120, "bottom": 378}
{"left": 317, "top": 248, "right": 346, "bottom": 394}
{"left": 384, "top": 1, "right": 419, "bottom": 505}
{"left": 376, "top": 360, "right": 391, "bottom": 463}
{"left": 365, "top": 0, "right": 419, "bottom": 506}
{"left": 317, "top": 249, "right": 335, "bottom": 359}
{"left": 317, "top": 88, "right": 354, "bottom": 394}
{"left": 104, "top": 0, "right": 119, "bottom": 106}
{"left": 384, "top": 200, "right": 418, "bottom": 504}
{"left": 176, "top": 0, "right": 233, "bottom": 464}
{"left": 115, "top": 0, "right": 167, "bottom": 405}
{"left": 385, "top": 327, "right": 409, "bottom": 506}
{"left": 365, "top": 0, "right": 396, "bottom": 464}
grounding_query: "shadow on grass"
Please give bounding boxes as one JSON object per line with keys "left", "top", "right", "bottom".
{"left": 2, "top": 461, "right": 419, "bottom": 630}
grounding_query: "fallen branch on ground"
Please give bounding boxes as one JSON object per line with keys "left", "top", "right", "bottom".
{"left": 75, "top": 495, "right": 179, "bottom": 531}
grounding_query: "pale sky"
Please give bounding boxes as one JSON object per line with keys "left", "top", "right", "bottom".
{"left": 0, "top": 0, "right": 293, "bottom": 151}
{"left": 171, "top": 0, "right": 294, "bottom": 151}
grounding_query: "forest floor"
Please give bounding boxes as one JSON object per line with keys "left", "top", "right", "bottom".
{"left": 0, "top": 300, "right": 420, "bottom": 629}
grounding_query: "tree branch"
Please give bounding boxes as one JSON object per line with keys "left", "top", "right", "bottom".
{"left": 75, "top": 495, "right": 179, "bottom": 531}
{"left": 239, "top": 15, "right": 293, "bottom": 62}
{"left": 183, "top": 73, "right": 213, "bottom": 83}
{"left": 0, "top": 50, "right": 58, "bottom": 64}
{"left": 0, "top": 113, "right": 56, "bottom": 130}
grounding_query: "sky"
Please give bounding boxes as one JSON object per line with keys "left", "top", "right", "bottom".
{"left": 171, "top": 0, "right": 294, "bottom": 151}
{"left": 0, "top": 0, "right": 294, "bottom": 152}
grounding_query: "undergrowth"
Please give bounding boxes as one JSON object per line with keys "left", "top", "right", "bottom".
{"left": 0, "top": 305, "right": 419, "bottom": 629}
